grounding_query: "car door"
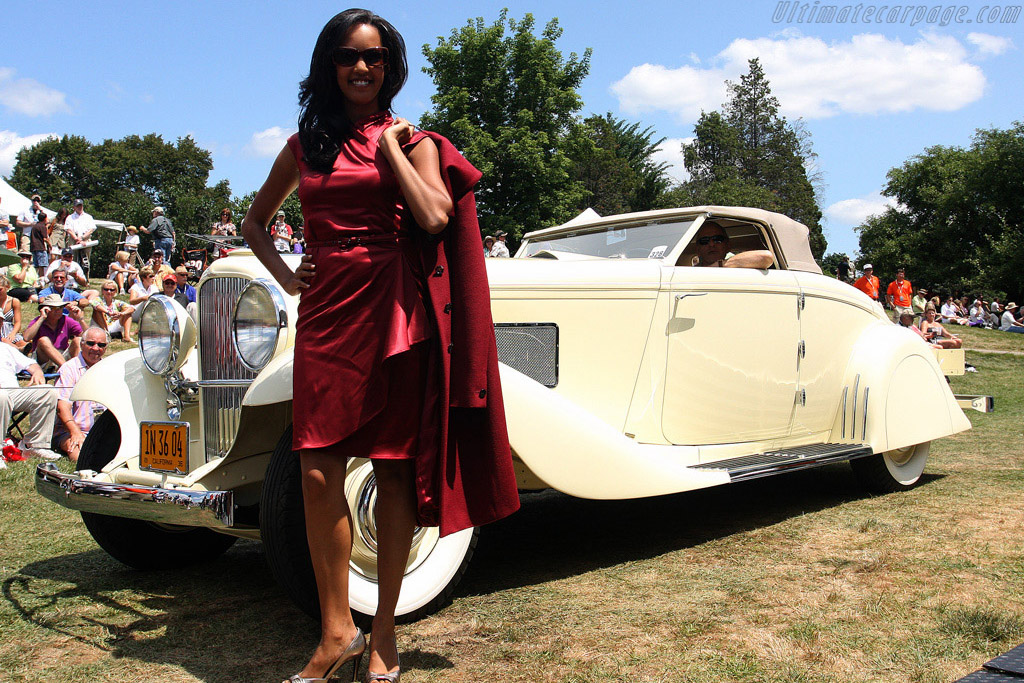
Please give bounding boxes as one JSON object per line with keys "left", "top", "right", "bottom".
{"left": 662, "top": 267, "right": 801, "bottom": 446}
{"left": 791, "top": 275, "right": 881, "bottom": 439}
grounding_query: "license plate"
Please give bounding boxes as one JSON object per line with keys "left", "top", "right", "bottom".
{"left": 140, "top": 422, "right": 189, "bottom": 473}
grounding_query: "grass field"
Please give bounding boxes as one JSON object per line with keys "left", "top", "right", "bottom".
{"left": 0, "top": 325, "right": 1022, "bottom": 681}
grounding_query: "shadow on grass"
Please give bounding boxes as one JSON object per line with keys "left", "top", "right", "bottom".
{"left": 3, "top": 540, "right": 453, "bottom": 681}
{"left": 3, "top": 464, "right": 940, "bottom": 681}
{"left": 462, "top": 464, "right": 945, "bottom": 597}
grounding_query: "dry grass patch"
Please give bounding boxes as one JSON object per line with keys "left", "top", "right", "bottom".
{"left": 2, "top": 348, "right": 1023, "bottom": 680}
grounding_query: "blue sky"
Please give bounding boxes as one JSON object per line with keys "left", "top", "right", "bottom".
{"left": 2, "top": 0, "right": 1020, "bottom": 257}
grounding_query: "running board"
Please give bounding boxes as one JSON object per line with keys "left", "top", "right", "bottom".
{"left": 691, "top": 443, "right": 873, "bottom": 483}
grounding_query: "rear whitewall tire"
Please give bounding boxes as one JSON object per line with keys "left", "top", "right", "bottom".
{"left": 852, "top": 441, "right": 930, "bottom": 493}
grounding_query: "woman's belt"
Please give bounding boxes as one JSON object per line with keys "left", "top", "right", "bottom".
{"left": 305, "top": 235, "right": 408, "bottom": 251}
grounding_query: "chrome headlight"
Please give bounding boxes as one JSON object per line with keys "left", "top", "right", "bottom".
{"left": 138, "top": 295, "right": 196, "bottom": 376}
{"left": 232, "top": 279, "right": 287, "bottom": 372}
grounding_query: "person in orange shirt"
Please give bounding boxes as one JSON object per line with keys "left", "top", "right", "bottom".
{"left": 853, "top": 264, "right": 880, "bottom": 304}
{"left": 887, "top": 267, "right": 914, "bottom": 322}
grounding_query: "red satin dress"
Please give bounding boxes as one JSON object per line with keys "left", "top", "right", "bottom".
{"left": 287, "top": 113, "right": 432, "bottom": 456}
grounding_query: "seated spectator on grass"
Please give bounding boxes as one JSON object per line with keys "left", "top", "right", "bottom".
{"left": 912, "top": 288, "right": 928, "bottom": 322}
{"left": 53, "top": 327, "right": 108, "bottom": 462}
{"left": 899, "top": 311, "right": 941, "bottom": 348}
{"left": 919, "top": 307, "right": 962, "bottom": 348}
{"left": 0, "top": 341, "right": 60, "bottom": 461}
{"left": 174, "top": 266, "right": 196, "bottom": 303}
{"left": 969, "top": 300, "right": 989, "bottom": 327}
{"left": 160, "top": 273, "right": 190, "bottom": 308}
{"left": 91, "top": 280, "right": 135, "bottom": 343}
{"left": 999, "top": 302, "right": 1024, "bottom": 334}
{"left": 129, "top": 268, "right": 160, "bottom": 323}
{"left": 7, "top": 251, "right": 39, "bottom": 302}
{"left": 940, "top": 296, "right": 968, "bottom": 325}
{"left": 147, "top": 248, "right": 175, "bottom": 280}
{"left": 0, "top": 276, "right": 24, "bottom": 349}
{"left": 45, "top": 248, "right": 89, "bottom": 290}
{"left": 37, "top": 268, "right": 93, "bottom": 325}
{"left": 22, "top": 294, "right": 83, "bottom": 369}
{"left": 106, "top": 251, "right": 138, "bottom": 293}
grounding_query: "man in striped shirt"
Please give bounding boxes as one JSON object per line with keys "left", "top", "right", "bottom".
{"left": 53, "top": 327, "right": 107, "bottom": 462}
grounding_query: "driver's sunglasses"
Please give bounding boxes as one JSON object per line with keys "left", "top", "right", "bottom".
{"left": 331, "top": 46, "right": 388, "bottom": 67}
{"left": 83, "top": 340, "right": 108, "bottom": 349}
{"left": 696, "top": 235, "right": 728, "bottom": 246}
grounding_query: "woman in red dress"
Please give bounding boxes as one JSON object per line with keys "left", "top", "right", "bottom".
{"left": 242, "top": 10, "right": 459, "bottom": 683}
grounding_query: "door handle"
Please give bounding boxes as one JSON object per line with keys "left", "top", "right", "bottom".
{"left": 674, "top": 293, "right": 708, "bottom": 300}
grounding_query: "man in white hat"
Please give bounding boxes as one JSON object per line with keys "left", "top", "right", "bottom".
{"left": 1000, "top": 302, "right": 1024, "bottom": 333}
{"left": 0, "top": 338, "right": 60, "bottom": 461}
{"left": 853, "top": 264, "right": 880, "bottom": 305}
{"left": 22, "top": 294, "right": 83, "bottom": 368}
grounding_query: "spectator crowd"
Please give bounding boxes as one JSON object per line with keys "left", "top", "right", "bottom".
{"left": 839, "top": 261, "right": 1024, "bottom": 341}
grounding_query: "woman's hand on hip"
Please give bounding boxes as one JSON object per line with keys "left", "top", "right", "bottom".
{"left": 280, "top": 254, "right": 314, "bottom": 296}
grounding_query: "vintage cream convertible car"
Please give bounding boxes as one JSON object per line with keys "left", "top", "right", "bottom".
{"left": 36, "top": 206, "right": 970, "bottom": 622}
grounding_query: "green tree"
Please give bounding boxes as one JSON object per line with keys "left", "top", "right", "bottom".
{"left": 681, "top": 59, "right": 826, "bottom": 258}
{"left": 420, "top": 11, "right": 591, "bottom": 242}
{"left": 566, "top": 113, "right": 672, "bottom": 215}
{"left": 10, "top": 133, "right": 231, "bottom": 269}
{"left": 858, "top": 122, "right": 1024, "bottom": 298}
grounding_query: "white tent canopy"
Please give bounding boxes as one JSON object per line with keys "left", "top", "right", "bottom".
{"left": 0, "top": 176, "right": 125, "bottom": 231}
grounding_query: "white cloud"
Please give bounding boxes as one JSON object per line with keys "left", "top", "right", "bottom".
{"left": 826, "top": 193, "right": 897, "bottom": 226}
{"left": 611, "top": 63, "right": 728, "bottom": 122}
{"left": 0, "top": 130, "right": 56, "bottom": 177}
{"left": 0, "top": 68, "right": 70, "bottom": 117}
{"left": 244, "top": 126, "right": 294, "bottom": 157}
{"left": 652, "top": 137, "right": 693, "bottom": 184}
{"left": 966, "top": 32, "right": 1015, "bottom": 57}
{"left": 612, "top": 32, "right": 987, "bottom": 122}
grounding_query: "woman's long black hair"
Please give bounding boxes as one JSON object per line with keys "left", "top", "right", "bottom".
{"left": 297, "top": 8, "right": 408, "bottom": 172}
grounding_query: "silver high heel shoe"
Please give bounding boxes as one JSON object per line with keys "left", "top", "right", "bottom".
{"left": 284, "top": 628, "right": 366, "bottom": 683}
{"left": 365, "top": 653, "right": 400, "bottom": 682}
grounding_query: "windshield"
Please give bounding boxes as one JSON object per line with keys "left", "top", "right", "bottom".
{"left": 521, "top": 219, "right": 696, "bottom": 260}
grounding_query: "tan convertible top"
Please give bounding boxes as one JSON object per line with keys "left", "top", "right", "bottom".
{"left": 529, "top": 205, "right": 823, "bottom": 275}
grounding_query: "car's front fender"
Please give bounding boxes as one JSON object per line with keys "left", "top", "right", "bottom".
{"left": 70, "top": 349, "right": 175, "bottom": 469}
{"left": 499, "top": 364, "right": 728, "bottom": 499}
{"left": 242, "top": 348, "right": 293, "bottom": 407}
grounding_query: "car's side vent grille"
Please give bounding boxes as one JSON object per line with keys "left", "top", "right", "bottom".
{"left": 198, "top": 276, "right": 257, "bottom": 461}
{"left": 494, "top": 323, "right": 558, "bottom": 387}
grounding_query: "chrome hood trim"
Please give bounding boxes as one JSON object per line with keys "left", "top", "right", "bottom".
{"left": 35, "top": 463, "right": 234, "bottom": 528}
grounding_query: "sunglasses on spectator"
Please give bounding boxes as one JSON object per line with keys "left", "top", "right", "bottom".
{"left": 696, "top": 235, "right": 728, "bottom": 246}
{"left": 83, "top": 340, "right": 108, "bottom": 348}
{"left": 103, "top": 287, "right": 117, "bottom": 292}
{"left": 331, "top": 46, "right": 388, "bottom": 67}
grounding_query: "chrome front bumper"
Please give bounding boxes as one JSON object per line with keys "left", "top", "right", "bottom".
{"left": 35, "top": 463, "right": 234, "bottom": 528}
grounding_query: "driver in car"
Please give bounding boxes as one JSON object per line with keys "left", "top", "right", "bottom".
{"left": 693, "top": 222, "right": 774, "bottom": 268}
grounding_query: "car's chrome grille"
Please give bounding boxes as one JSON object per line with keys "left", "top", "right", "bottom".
{"left": 494, "top": 323, "right": 558, "bottom": 387}
{"left": 199, "top": 276, "right": 256, "bottom": 461}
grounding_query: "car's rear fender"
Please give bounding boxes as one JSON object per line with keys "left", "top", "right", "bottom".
{"left": 827, "top": 323, "right": 971, "bottom": 452}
